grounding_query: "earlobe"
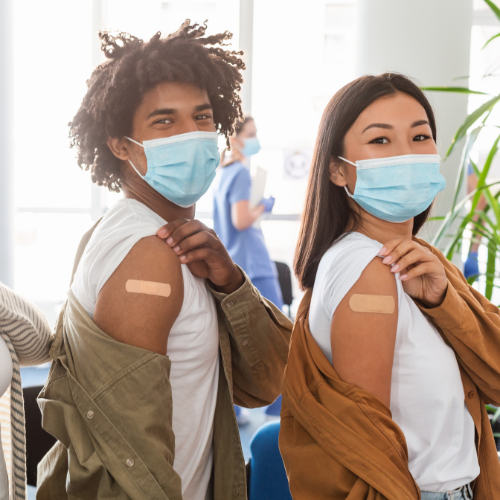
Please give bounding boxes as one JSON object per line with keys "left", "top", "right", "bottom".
{"left": 107, "top": 136, "right": 130, "bottom": 161}
{"left": 329, "top": 156, "right": 347, "bottom": 187}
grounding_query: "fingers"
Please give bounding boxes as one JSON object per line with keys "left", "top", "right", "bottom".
{"left": 157, "top": 219, "right": 190, "bottom": 239}
{"left": 399, "top": 262, "right": 435, "bottom": 282}
{"left": 172, "top": 231, "right": 222, "bottom": 260}
{"left": 379, "top": 239, "right": 414, "bottom": 264}
{"left": 177, "top": 247, "right": 219, "bottom": 265}
{"left": 157, "top": 219, "right": 217, "bottom": 246}
{"left": 388, "top": 248, "right": 436, "bottom": 275}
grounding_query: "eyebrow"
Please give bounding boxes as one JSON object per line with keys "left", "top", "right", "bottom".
{"left": 147, "top": 103, "right": 213, "bottom": 120}
{"left": 362, "top": 119, "right": 430, "bottom": 133}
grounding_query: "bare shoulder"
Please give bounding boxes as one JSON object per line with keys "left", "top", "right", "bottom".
{"left": 94, "top": 236, "right": 183, "bottom": 355}
{"left": 351, "top": 255, "right": 398, "bottom": 297}
{"left": 334, "top": 256, "right": 398, "bottom": 326}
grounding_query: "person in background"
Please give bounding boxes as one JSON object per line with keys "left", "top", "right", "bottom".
{"left": 213, "top": 116, "right": 284, "bottom": 310}
{"left": 0, "top": 282, "right": 53, "bottom": 500}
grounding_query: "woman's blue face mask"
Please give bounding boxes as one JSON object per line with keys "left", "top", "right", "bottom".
{"left": 338, "top": 154, "right": 446, "bottom": 223}
{"left": 241, "top": 137, "right": 261, "bottom": 157}
{"left": 126, "top": 131, "right": 220, "bottom": 208}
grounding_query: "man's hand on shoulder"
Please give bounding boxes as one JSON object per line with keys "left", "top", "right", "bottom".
{"left": 157, "top": 219, "right": 244, "bottom": 294}
{"left": 94, "top": 236, "right": 183, "bottom": 355}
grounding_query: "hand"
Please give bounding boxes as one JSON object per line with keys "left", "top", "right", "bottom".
{"left": 260, "top": 196, "right": 275, "bottom": 213}
{"left": 379, "top": 239, "right": 448, "bottom": 307}
{"left": 157, "top": 219, "right": 244, "bottom": 294}
{"left": 463, "top": 251, "right": 479, "bottom": 282}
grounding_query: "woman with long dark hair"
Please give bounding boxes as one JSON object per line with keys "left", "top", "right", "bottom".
{"left": 279, "top": 73, "right": 500, "bottom": 500}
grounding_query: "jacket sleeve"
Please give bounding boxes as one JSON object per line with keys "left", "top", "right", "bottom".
{"left": 415, "top": 245, "right": 500, "bottom": 405}
{"left": 208, "top": 268, "right": 292, "bottom": 408}
{"left": 0, "top": 282, "right": 53, "bottom": 366}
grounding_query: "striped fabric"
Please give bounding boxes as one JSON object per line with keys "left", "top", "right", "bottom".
{"left": 0, "top": 283, "right": 53, "bottom": 500}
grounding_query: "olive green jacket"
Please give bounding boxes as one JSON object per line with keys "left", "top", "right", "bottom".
{"left": 36, "top": 224, "right": 292, "bottom": 500}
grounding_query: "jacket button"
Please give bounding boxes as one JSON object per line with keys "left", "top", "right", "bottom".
{"left": 468, "top": 391, "right": 476, "bottom": 399}
{"left": 86, "top": 411, "right": 94, "bottom": 420}
{"left": 126, "top": 458, "right": 135, "bottom": 467}
{"left": 242, "top": 339, "right": 249, "bottom": 346}
{"left": 227, "top": 301, "right": 234, "bottom": 308}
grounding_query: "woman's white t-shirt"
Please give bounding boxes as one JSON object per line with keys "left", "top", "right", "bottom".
{"left": 0, "top": 336, "right": 13, "bottom": 500}
{"left": 309, "top": 232, "right": 480, "bottom": 492}
{"left": 72, "top": 198, "right": 219, "bottom": 500}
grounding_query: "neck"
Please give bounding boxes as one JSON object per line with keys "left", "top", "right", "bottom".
{"left": 349, "top": 203, "right": 413, "bottom": 245}
{"left": 122, "top": 170, "right": 195, "bottom": 222}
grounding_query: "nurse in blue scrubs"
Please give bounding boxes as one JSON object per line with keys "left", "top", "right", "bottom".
{"left": 213, "top": 116, "right": 284, "bottom": 309}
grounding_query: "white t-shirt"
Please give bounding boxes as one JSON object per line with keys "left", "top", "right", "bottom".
{"left": 72, "top": 198, "right": 219, "bottom": 500}
{"left": 309, "top": 232, "right": 480, "bottom": 492}
{"left": 0, "top": 335, "right": 13, "bottom": 500}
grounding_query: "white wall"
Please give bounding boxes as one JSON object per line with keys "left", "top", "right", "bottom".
{"left": 355, "top": 0, "right": 473, "bottom": 242}
{"left": 0, "top": 0, "right": 14, "bottom": 287}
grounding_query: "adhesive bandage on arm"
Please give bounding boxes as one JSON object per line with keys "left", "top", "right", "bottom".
{"left": 125, "top": 280, "right": 171, "bottom": 298}
{"left": 349, "top": 294, "right": 395, "bottom": 314}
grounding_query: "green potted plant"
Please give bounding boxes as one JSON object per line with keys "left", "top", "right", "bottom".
{"left": 423, "top": 0, "right": 500, "bottom": 453}
{"left": 423, "top": 0, "right": 500, "bottom": 302}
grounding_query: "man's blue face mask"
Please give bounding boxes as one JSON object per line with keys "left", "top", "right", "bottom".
{"left": 241, "top": 137, "right": 261, "bottom": 157}
{"left": 338, "top": 154, "right": 446, "bottom": 223}
{"left": 126, "top": 131, "right": 220, "bottom": 208}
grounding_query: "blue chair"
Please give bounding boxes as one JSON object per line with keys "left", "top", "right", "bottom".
{"left": 264, "top": 394, "right": 282, "bottom": 417}
{"left": 247, "top": 421, "right": 292, "bottom": 500}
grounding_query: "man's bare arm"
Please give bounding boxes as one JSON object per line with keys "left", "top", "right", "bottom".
{"left": 94, "top": 236, "right": 183, "bottom": 355}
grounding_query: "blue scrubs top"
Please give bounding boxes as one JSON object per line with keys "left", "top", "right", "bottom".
{"left": 213, "top": 161, "right": 277, "bottom": 280}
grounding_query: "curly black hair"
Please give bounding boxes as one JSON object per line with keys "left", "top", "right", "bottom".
{"left": 69, "top": 21, "right": 245, "bottom": 192}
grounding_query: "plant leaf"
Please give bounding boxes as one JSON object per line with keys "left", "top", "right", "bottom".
{"left": 434, "top": 180, "right": 500, "bottom": 256}
{"left": 446, "top": 95, "right": 500, "bottom": 158}
{"left": 486, "top": 241, "right": 497, "bottom": 300}
{"left": 421, "top": 86, "right": 490, "bottom": 95}
{"left": 485, "top": 0, "right": 500, "bottom": 23}
{"left": 483, "top": 32, "right": 500, "bottom": 50}
{"left": 451, "top": 126, "right": 482, "bottom": 217}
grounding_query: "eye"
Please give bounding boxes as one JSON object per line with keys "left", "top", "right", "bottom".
{"left": 195, "top": 113, "right": 212, "bottom": 121}
{"left": 155, "top": 118, "right": 173, "bottom": 125}
{"left": 369, "top": 136, "right": 389, "bottom": 144}
{"left": 414, "top": 134, "right": 431, "bottom": 142}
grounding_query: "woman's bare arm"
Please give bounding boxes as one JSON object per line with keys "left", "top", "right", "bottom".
{"left": 231, "top": 199, "right": 265, "bottom": 231}
{"left": 330, "top": 257, "right": 398, "bottom": 407}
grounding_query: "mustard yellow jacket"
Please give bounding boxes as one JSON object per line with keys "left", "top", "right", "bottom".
{"left": 36, "top": 222, "right": 292, "bottom": 500}
{"left": 280, "top": 238, "right": 500, "bottom": 500}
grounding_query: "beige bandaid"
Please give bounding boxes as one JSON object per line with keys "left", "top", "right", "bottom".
{"left": 125, "top": 280, "right": 171, "bottom": 298}
{"left": 349, "top": 294, "right": 395, "bottom": 314}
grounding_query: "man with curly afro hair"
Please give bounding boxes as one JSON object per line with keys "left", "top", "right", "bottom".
{"left": 36, "top": 21, "right": 292, "bottom": 500}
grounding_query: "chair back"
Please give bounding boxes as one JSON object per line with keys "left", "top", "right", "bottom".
{"left": 274, "top": 261, "right": 293, "bottom": 307}
{"left": 23, "top": 385, "right": 56, "bottom": 486}
{"left": 248, "top": 421, "right": 292, "bottom": 500}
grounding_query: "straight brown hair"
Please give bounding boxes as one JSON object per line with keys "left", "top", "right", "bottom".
{"left": 294, "top": 73, "right": 437, "bottom": 290}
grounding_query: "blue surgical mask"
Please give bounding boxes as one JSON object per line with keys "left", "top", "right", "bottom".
{"left": 242, "top": 137, "right": 261, "bottom": 157}
{"left": 126, "top": 131, "right": 219, "bottom": 208}
{"left": 338, "top": 154, "right": 446, "bottom": 223}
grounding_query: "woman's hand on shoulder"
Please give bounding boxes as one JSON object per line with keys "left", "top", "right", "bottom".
{"left": 379, "top": 239, "right": 447, "bottom": 308}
